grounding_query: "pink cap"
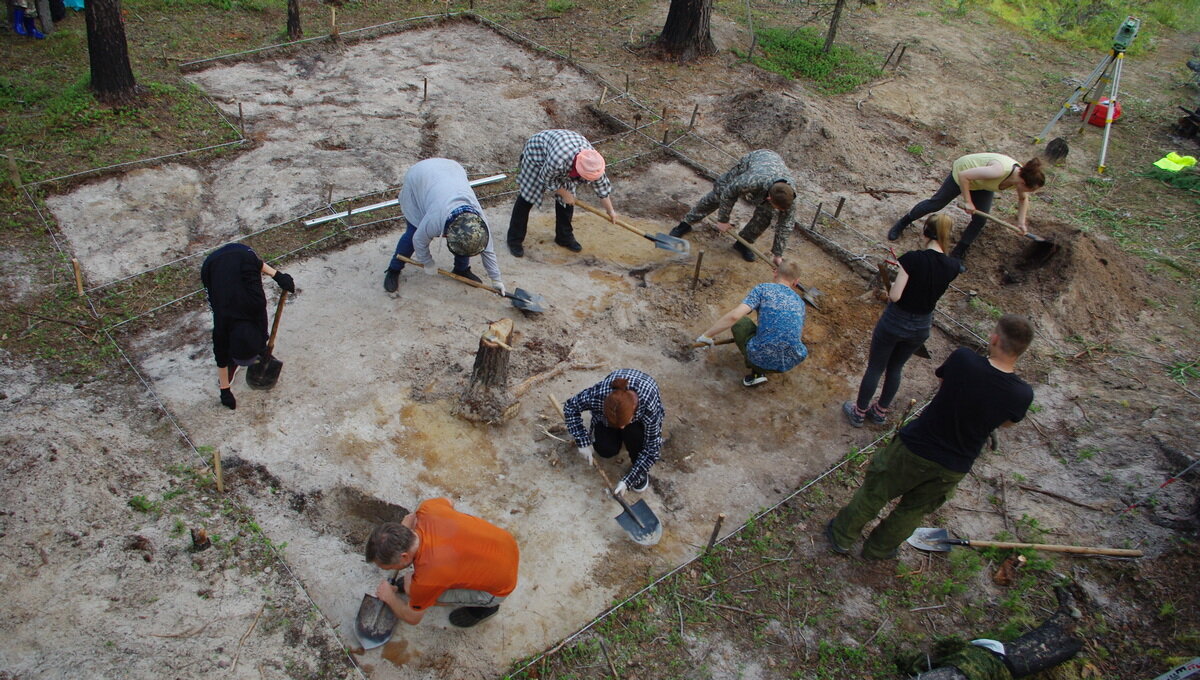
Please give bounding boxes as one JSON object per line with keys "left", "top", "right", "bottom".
{"left": 574, "top": 149, "right": 606, "bottom": 181}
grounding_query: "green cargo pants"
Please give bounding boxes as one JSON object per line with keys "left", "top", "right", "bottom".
{"left": 830, "top": 436, "right": 966, "bottom": 559}
{"left": 731, "top": 317, "right": 771, "bottom": 373}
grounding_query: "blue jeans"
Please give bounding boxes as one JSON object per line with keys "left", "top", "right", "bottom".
{"left": 899, "top": 172, "right": 994, "bottom": 260}
{"left": 854, "top": 304, "right": 932, "bottom": 411}
{"left": 387, "top": 222, "right": 469, "bottom": 273}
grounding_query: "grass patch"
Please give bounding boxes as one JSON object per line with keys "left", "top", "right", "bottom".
{"left": 982, "top": 0, "right": 1200, "bottom": 54}
{"left": 744, "top": 27, "right": 883, "bottom": 95}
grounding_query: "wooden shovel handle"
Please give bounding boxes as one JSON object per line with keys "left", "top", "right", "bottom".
{"left": 964, "top": 538, "right": 1142, "bottom": 557}
{"left": 723, "top": 227, "right": 820, "bottom": 306}
{"left": 265, "top": 291, "right": 287, "bottom": 354}
{"left": 691, "top": 338, "right": 736, "bottom": 348}
{"left": 394, "top": 254, "right": 500, "bottom": 296}
{"left": 574, "top": 198, "right": 649, "bottom": 238}
{"left": 969, "top": 208, "right": 1025, "bottom": 236}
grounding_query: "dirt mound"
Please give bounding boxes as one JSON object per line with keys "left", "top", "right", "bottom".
{"left": 720, "top": 89, "right": 808, "bottom": 148}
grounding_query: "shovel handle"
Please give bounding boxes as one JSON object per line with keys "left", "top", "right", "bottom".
{"left": 549, "top": 394, "right": 642, "bottom": 517}
{"left": 574, "top": 198, "right": 650, "bottom": 239}
{"left": 969, "top": 208, "right": 1045, "bottom": 242}
{"left": 722, "top": 227, "right": 821, "bottom": 308}
{"left": 265, "top": 291, "right": 288, "bottom": 354}
{"left": 691, "top": 338, "right": 736, "bottom": 348}
{"left": 394, "top": 253, "right": 502, "bottom": 296}
{"left": 962, "top": 538, "right": 1142, "bottom": 557}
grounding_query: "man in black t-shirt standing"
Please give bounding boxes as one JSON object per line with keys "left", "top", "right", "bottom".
{"left": 826, "top": 315, "right": 1035, "bottom": 560}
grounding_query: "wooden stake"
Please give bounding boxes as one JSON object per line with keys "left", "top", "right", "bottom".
{"left": 662, "top": 127, "right": 670, "bottom": 145}
{"left": 688, "top": 103, "right": 699, "bottom": 131}
{"left": 237, "top": 102, "right": 245, "bottom": 136}
{"left": 71, "top": 258, "right": 84, "bottom": 295}
{"left": 624, "top": 72, "right": 630, "bottom": 92}
{"left": 599, "top": 85, "right": 608, "bottom": 105}
{"left": 423, "top": 77, "right": 428, "bottom": 101}
{"left": 895, "top": 44, "right": 907, "bottom": 67}
{"left": 330, "top": 6, "right": 338, "bottom": 38}
{"left": 882, "top": 42, "right": 899, "bottom": 69}
{"left": 704, "top": 513, "right": 726, "bottom": 554}
{"left": 809, "top": 202, "right": 823, "bottom": 230}
{"left": 212, "top": 448, "right": 224, "bottom": 494}
{"left": 834, "top": 196, "right": 846, "bottom": 218}
{"left": 324, "top": 183, "right": 333, "bottom": 206}
{"left": 690, "top": 250, "right": 704, "bottom": 291}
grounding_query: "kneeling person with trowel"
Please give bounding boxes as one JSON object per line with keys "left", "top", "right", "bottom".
{"left": 367, "top": 498, "right": 519, "bottom": 628}
{"left": 200, "top": 243, "right": 296, "bottom": 410}
{"left": 383, "top": 158, "right": 506, "bottom": 296}
{"left": 564, "top": 369, "right": 665, "bottom": 495}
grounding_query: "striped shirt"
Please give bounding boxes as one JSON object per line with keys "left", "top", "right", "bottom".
{"left": 563, "top": 369, "right": 664, "bottom": 486}
{"left": 516, "top": 129, "right": 613, "bottom": 206}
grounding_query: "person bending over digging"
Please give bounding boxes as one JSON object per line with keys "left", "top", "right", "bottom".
{"left": 669, "top": 149, "right": 797, "bottom": 265}
{"left": 843, "top": 214, "right": 961, "bottom": 427}
{"left": 200, "top": 243, "right": 295, "bottom": 411}
{"left": 367, "top": 498, "right": 519, "bottom": 628}
{"left": 826, "top": 315, "right": 1034, "bottom": 560}
{"left": 564, "top": 369, "right": 665, "bottom": 496}
{"left": 695, "top": 261, "right": 808, "bottom": 387}
{"left": 506, "top": 129, "right": 617, "bottom": 257}
{"left": 887, "top": 153, "right": 1046, "bottom": 263}
{"left": 383, "top": 158, "right": 505, "bottom": 295}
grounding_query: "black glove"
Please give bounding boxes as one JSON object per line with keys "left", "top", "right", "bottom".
{"left": 220, "top": 388, "right": 237, "bottom": 410}
{"left": 272, "top": 271, "right": 295, "bottom": 293}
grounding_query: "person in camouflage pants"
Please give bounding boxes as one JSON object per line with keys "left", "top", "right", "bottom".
{"left": 670, "top": 149, "right": 797, "bottom": 264}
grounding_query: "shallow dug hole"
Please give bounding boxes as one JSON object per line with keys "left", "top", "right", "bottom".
{"left": 62, "top": 20, "right": 897, "bottom": 679}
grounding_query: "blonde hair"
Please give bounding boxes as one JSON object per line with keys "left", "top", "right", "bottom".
{"left": 776, "top": 260, "right": 803, "bottom": 281}
{"left": 922, "top": 214, "right": 953, "bottom": 253}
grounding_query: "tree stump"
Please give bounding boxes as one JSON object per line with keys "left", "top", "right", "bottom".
{"left": 458, "top": 319, "right": 519, "bottom": 423}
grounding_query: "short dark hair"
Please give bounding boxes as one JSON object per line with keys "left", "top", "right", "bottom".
{"left": 365, "top": 523, "right": 417, "bottom": 565}
{"left": 995, "top": 314, "right": 1033, "bottom": 357}
{"left": 769, "top": 182, "right": 795, "bottom": 211}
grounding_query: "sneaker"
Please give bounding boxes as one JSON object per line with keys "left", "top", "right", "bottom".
{"left": 627, "top": 471, "right": 650, "bottom": 493}
{"left": 824, "top": 519, "right": 850, "bottom": 555}
{"left": 742, "top": 372, "right": 768, "bottom": 387}
{"left": 886, "top": 218, "right": 908, "bottom": 241}
{"left": 842, "top": 401, "right": 865, "bottom": 428}
{"left": 732, "top": 241, "right": 756, "bottom": 262}
{"left": 669, "top": 221, "right": 692, "bottom": 238}
{"left": 866, "top": 403, "right": 889, "bottom": 425}
{"left": 448, "top": 605, "right": 499, "bottom": 628}
{"left": 554, "top": 236, "right": 583, "bottom": 252}
{"left": 508, "top": 242, "right": 525, "bottom": 258}
{"left": 451, "top": 267, "right": 483, "bottom": 284}
{"left": 383, "top": 268, "right": 400, "bottom": 293}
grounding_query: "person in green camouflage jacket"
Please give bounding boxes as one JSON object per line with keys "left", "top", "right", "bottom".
{"left": 670, "top": 149, "right": 797, "bottom": 264}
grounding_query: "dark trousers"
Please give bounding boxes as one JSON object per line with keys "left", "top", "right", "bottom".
{"left": 899, "top": 173, "right": 994, "bottom": 260}
{"left": 387, "top": 222, "right": 469, "bottom": 273}
{"left": 594, "top": 420, "right": 645, "bottom": 466}
{"left": 507, "top": 197, "right": 575, "bottom": 247}
{"left": 854, "top": 305, "right": 932, "bottom": 411}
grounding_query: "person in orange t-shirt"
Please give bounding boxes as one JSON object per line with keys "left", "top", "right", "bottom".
{"left": 366, "top": 498, "right": 519, "bottom": 628}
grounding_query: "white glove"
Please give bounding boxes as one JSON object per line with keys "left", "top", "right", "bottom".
{"left": 613, "top": 480, "right": 628, "bottom": 496}
{"left": 491, "top": 279, "right": 506, "bottom": 297}
{"left": 695, "top": 334, "right": 715, "bottom": 347}
{"left": 577, "top": 445, "right": 594, "bottom": 466}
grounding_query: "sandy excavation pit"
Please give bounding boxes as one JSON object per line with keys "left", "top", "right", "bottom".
{"left": 40, "top": 19, "right": 944, "bottom": 679}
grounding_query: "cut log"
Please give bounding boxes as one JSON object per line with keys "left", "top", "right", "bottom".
{"left": 457, "top": 319, "right": 518, "bottom": 423}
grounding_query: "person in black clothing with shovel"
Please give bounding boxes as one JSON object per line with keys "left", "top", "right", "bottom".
{"left": 201, "top": 243, "right": 295, "bottom": 410}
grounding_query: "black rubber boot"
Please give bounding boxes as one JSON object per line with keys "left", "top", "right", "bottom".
{"left": 669, "top": 221, "right": 692, "bottom": 237}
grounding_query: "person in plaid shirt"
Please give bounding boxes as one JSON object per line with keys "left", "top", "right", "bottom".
{"left": 563, "top": 369, "right": 664, "bottom": 496}
{"left": 669, "top": 149, "right": 797, "bottom": 264}
{"left": 506, "top": 129, "right": 618, "bottom": 257}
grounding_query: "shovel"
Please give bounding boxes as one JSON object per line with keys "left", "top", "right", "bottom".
{"left": 906, "top": 527, "right": 1143, "bottom": 557}
{"left": 394, "top": 254, "right": 546, "bottom": 313}
{"left": 549, "top": 394, "right": 663, "bottom": 546}
{"left": 970, "top": 208, "right": 1060, "bottom": 265}
{"left": 246, "top": 291, "right": 287, "bottom": 390}
{"left": 354, "top": 572, "right": 401, "bottom": 649}
{"left": 574, "top": 199, "right": 690, "bottom": 255}
{"left": 691, "top": 337, "right": 735, "bottom": 348}
{"left": 723, "top": 228, "right": 822, "bottom": 311}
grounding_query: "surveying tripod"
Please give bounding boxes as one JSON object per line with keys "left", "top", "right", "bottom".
{"left": 1034, "top": 16, "right": 1140, "bottom": 174}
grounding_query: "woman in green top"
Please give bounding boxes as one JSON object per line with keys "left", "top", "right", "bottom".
{"left": 887, "top": 153, "right": 1046, "bottom": 261}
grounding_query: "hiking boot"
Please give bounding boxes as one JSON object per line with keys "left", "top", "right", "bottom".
{"left": 451, "top": 267, "right": 483, "bottom": 284}
{"left": 383, "top": 268, "right": 400, "bottom": 293}
{"left": 627, "top": 470, "right": 650, "bottom": 493}
{"left": 886, "top": 218, "right": 908, "bottom": 241}
{"left": 448, "top": 605, "right": 499, "bottom": 628}
{"left": 824, "top": 519, "right": 850, "bottom": 555}
{"left": 842, "top": 401, "right": 866, "bottom": 428}
{"left": 554, "top": 236, "right": 583, "bottom": 252}
{"left": 733, "top": 241, "right": 756, "bottom": 262}
{"left": 742, "top": 372, "right": 768, "bottom": 387}
{"left": 866, "top": 403, "right": 889, "bottom": 425}
{"left": 669, "top": 221, "right": 692, "bottom": 238}
{"left": 507, "top": 242, "right": 525, "bottom": 258}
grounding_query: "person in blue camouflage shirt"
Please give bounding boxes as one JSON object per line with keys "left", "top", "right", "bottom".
{"left": 696, "top": 261, "right": 808, "bottom": 387}
{"left": 563, "top": 369, "right": 664, "bottom": 496}
{"left": 670, "top": 149, "right": 797, "bottom": 264}
{"left": 506, "top": 129, "right": 617, "bottom": 257}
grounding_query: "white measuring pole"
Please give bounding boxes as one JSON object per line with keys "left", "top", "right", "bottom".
{"left": 303, "top": 174, "right": 507, "bottom": 227}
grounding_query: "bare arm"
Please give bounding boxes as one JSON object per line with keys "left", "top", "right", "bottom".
{"left": 260, "top": 262, "right": 277, "bottom": 277}
{"left": 701, "top": 303, "right": 753, "bottom": 339}
{"left": 1014, "top": 189, "right": 1030, "bottom": 233}
{"left": 599, "top": 196, "right": 616, "bottom": 223}
{"left": 956, "top": 162, "right": 1008, "bottom": 212}
{"left": 888, "top": 265, "right": 909, "bottom": 303}
{"left": 376, "top": 576, "right": 427, "bottom": 626}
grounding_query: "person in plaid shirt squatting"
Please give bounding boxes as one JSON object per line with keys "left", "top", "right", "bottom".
{"left": 506, "top": 129, "right": 618, "bottom": 257}
{"left": 563, "top": 369, "right": 665, "bottom": 496}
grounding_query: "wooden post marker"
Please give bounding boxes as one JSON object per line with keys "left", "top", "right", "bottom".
{"left": 688, "top": 103, "right": 700, "bottom": 131}
{"left": 809, "top": 202, "right": 823, "bottom": 230}
{"left": 691, "top": 250, "right": 705, "bottom": 291}
{"left": 704, "top": 513, "right": 726, "bottom": 554}
{"left": 71, "top": 258, "right": 84, "bottom": 295}
{"left": 834, "top": 196, "right": 846, "bottom": 219}
{"left": 423, "top": 77, "right": 428, "bottom": 101}
{"left": 212, "top": 448, "right": 224, "bottom": 494}
{"left": 238, "top": 102, "right": 245, "bottom": 136}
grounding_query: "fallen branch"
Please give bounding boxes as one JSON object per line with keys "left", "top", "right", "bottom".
{"left": 514, "top": 360, "right": 605, "bottom": 398}
{"left": 682, "top": 596, "right": 764, "bottom": 617}
{"left": 1017, "top": 484, "right": 1105, "bottom": 511}
{"left": 230, "top": 603, "right": 266, "bottom": 674}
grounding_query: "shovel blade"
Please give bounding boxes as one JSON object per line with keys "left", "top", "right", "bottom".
{"left": 614, "top": 499, "right": 662, "bottom": 546}
{"left": 354, "top": 593, "right": 398, "bottom": 649}
{"left": 649, "top": 233, "right": 691, "bottom": 254}
{"left": 906, "top": 527, "right": 953, "bottom": 552}
{"left": 510, "top": 288, "right": 547, "bottom": 313}
{"left": 245, "top": 356, "right": 283, "bottom": 390}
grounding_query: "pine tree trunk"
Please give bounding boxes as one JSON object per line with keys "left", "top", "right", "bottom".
{"left": 286, "top": 0, "right": 302, "bottom": 41}
{"left": 823, "top": 0, "right": 846, "bottom": 53}
{"left": 85, "top": 0, "right": 138, "bottom": 104}
{"left": 458, "top": 319, "right": 518, "bottom": 423}
{"left": 655, "top": 0, "right": 717, "bottom": 62}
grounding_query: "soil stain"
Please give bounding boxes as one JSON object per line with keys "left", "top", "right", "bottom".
{"left": 382, "top": 639, "right": 416, "bottom": 667}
